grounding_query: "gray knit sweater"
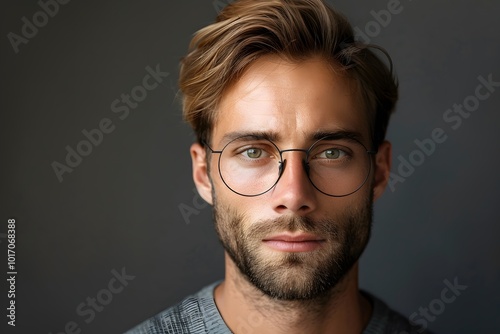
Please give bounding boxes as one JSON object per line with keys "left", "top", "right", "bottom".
{"left": 125, "top": 281, "right": 432, "bottom": 334}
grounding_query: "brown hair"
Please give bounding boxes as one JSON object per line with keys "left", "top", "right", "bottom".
{"left": 179, "top": 0, "right": 398, "bottom": 149}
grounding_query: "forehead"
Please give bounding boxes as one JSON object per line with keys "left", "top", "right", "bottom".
{"left": 212, "top": 55, "right": 370, "bottom": 146}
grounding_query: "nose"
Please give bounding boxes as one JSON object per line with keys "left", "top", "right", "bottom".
{"left": 270, "top": 151, "right": 317, "bottom": 215}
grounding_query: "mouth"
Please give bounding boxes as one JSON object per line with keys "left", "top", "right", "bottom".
{"left": 262, "top": 233, "right": 325, "bottom": 252}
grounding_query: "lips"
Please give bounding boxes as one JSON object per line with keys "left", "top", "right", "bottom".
{"left": 263, "top": 233, "right": 323, "bottom": 242}
{"left": 262, "top": 233, "right": 325, "bottom": 252}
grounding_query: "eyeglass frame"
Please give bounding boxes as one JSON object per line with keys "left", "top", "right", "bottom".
{"left": 203, "top": 134, "right": 378, "bottom": 197}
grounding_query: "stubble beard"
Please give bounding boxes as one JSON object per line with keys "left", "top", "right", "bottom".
{"left": 212, "top": 191, "right": 374, "bottom": 302}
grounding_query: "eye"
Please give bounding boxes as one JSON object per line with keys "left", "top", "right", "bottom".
{"left": 227, "top": 139, "right": 277, "bottom": 162}
{"left": 319, "top": 148, "right": 347, "bottom": 159}
{"left": 244, "top": 148, "right": 263, "bottom": 159}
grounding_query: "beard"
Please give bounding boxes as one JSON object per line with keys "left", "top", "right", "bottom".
{"left": 212, "top": 191, "right": 374, "bottom": 301}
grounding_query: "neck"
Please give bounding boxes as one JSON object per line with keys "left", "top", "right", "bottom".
{"left": 214, "top": 253, "right": 372, "bottom": 334}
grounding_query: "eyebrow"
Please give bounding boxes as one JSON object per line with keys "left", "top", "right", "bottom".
{"left": 218, "top": 129, "right": 365, "bottom": 146}
{"left": 311, "top": 130, "right": 364, "bottom": 142}
{"left": 219, "top": 131, "right": 280, "bottom": 144}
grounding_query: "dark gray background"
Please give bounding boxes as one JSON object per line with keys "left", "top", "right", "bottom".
{"left": 2, "top": 0, "right": 499, "bottom": 333}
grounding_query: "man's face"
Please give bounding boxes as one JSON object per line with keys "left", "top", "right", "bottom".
{"left": 195, "top": 55, "right": 383, "bottom": 300}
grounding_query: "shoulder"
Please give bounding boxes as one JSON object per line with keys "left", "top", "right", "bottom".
{"left": 363, "top": 291, "right": 435, "bottom": 334}
{"left": 125, "top": 281, "right": 228, "bottom": 334}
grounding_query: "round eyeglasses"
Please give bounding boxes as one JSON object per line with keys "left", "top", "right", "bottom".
{"left": 204, "top": 135, "right": 376, "bottom": 197}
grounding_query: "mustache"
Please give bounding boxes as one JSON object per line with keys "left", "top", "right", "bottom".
{"left": 248, "top": 215, "right": 341, "bottom": 239}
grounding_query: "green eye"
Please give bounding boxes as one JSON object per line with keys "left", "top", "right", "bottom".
{"left": 324, "top": 149, "right": 343, "bottom": 159}
{"left": 246, "top": 148, "right": 262, "bottom": 158}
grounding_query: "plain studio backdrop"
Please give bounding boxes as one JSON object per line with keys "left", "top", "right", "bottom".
{"left": 1, "top": 0, "right": 499, "bottom": 333}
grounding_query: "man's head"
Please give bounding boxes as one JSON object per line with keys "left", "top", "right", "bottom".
{"left": 181, "top": 0, "right": 397, "bottom": 300}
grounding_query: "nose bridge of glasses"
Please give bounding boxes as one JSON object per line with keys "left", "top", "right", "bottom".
{"left": 278, "top": 148, "right": 310, "bottom": 177}
{"left": 279, "top": 148, "right": 309, "bottom": 158}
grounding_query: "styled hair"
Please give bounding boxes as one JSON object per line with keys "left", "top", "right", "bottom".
{"left": 179, "top": 0, "right": 398, "bottom": 149}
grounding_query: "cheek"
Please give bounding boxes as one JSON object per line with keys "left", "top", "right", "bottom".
{"left": 318, "top": 193, "right": 368, "bottom": 218}
{"left": 214, "top": 189, "right": 265, "bottom": 222}
{"left": 208, "top": 161, "right": 224, "bottom": 196}
{"left": 210, "top": 173, "right": 244, "bottom": 209}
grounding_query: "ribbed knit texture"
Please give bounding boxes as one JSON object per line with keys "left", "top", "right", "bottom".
{"left": 125, "top": 281, "right": 432, "bottom": 334}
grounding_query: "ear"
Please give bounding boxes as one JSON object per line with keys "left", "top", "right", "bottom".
{"left": 190, "top": 142, "right": 213, "bottom": 205}
{"left": 372, "top": 140, "right": 392, "bottom": 201}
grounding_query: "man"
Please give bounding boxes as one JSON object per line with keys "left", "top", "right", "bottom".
{"left": 127, "top": 0, "right": 428, "bottom": 333}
